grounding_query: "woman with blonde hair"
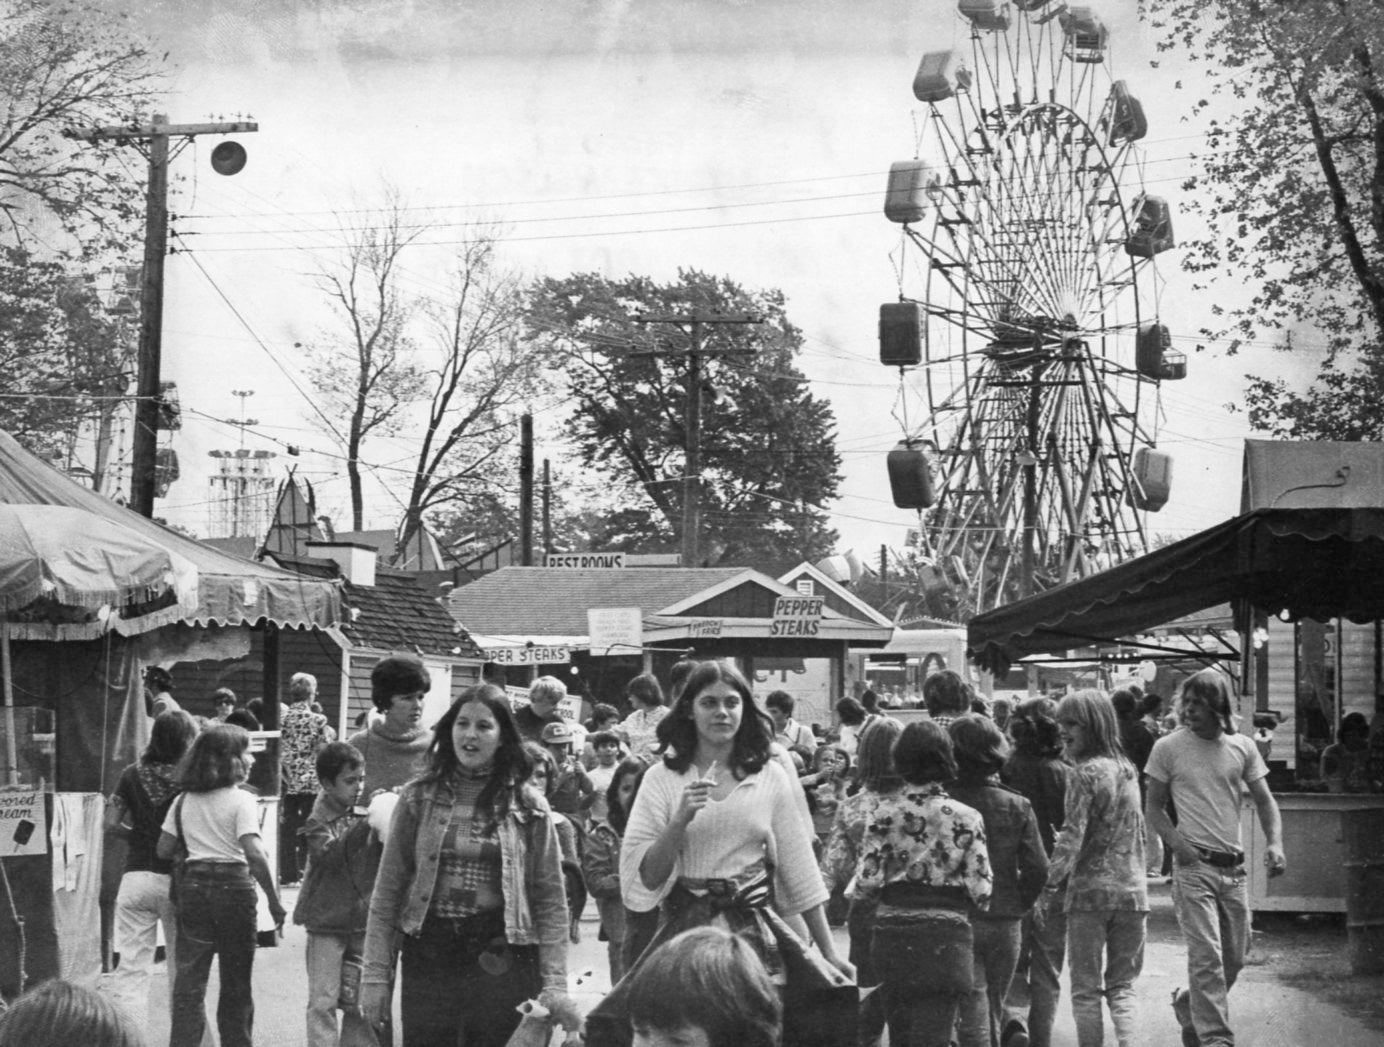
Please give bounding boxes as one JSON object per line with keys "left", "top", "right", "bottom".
{"left": 1039, "top": 690, "right": 1147, "bottom": 1047}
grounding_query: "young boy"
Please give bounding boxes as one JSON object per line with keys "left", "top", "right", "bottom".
{"left": 541, "top": 720, "right": 597, "bottom": 822}
{"left": 292, "top": 742, "right": 381, "bottom": 1047}
{"left": 585, "top": 730, "right": 622, "bottom": 824}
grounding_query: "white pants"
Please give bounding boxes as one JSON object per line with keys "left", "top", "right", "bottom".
{"left": 107, "top": 870, "right": 213, "bottom": 1044}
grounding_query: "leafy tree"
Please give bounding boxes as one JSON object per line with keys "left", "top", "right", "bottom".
{"left": 1139, "top": 0, "right": 1384, "bottom": 437}
{"left": 526, "top": 269, "right": 842, "bottom": 565}
{"left": 0, "top": 0, "right": 161, "bottom": 257}
{"left": 307, "top": 194, "right": 544, "bottom": 553}
{"left": 0, "top": 248, "right": 129, "bottom": 466}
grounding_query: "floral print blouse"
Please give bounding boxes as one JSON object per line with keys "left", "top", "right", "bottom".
{"left": 855, "top": 782, "right": 992, "bottom": 910}
{"left": 1045, "top": 756, "right": 1148, "bottom": 912}
{"left": 820, "top": 787, "right": 887, "bottom": 896}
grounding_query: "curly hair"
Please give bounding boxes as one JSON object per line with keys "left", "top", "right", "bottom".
{"left": 1009, "top": 697, "right": 1063, "bottom": 758}
{"left": 655, "top": 660, "right": 771, "bottom": 776}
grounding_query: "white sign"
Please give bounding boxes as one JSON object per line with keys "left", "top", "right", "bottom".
{"left": 545, "top": 552, "right": 626, "bottom": 569}
{"left": 686, "top": 618, "right": 723, "bottom": 638}
{"left": 771, "top": 596, "right": 824, "bottom": 637}
{"left": 0, "top": 790, "right": 46, "bottom": 857}
{"left": 587, "top": 607, "right": 643, "bottom": 656}
{"left": 484, "top": 645, "right": 571, "bottom": 665}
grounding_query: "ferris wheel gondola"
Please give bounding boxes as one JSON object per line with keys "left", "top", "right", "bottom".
{"left": 881, "top": 2, "right": 1181, "bottom": 615}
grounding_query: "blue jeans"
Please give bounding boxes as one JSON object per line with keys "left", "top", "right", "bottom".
{"left": 958, "top": 917, "right": 1022, "bottom": 1047}
{"left": 400, "top": 912, "right": 540, "bottom": 1047}
{"left": 306, "top": 931, "right": 378, "bottom": 1047}
{"left": 1171, "top": 859, "right": 1250, "bottom": 1047}
{"left": 1066, "top": 909, "right": 1146, "bottom": 1047}
{"left": 1004, "top": 905, "right": 1067, "bottom": 1047}
{"left": 171, "top": 863, "right": 259, "bottom": 1047}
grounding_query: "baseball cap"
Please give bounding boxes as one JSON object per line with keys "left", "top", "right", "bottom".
{"left": 541, "top": 721, "right": 575, "bottom": 745}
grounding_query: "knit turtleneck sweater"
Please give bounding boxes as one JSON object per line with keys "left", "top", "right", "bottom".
{"left": 347, "top": 721, "right": 433, "bottom": 795}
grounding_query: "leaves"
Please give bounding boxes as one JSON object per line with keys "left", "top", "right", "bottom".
{"left": 1142, "top": 0, "right": 1384, "bottom": 436}
{"left": 0, "top": 0, "right": 162, "bottom": 258}
{"left": 526, "top": 269, "right": 842, "bottom": 565}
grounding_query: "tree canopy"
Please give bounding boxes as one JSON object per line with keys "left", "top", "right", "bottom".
{"left": 1140, "top": 0, "right": 1384, "bottom": 438}
{"left": 0, "top": 0, "right": 161, "bottom": 257}
{"left": 526, "top": 269, "right": 842, "bottom": 565}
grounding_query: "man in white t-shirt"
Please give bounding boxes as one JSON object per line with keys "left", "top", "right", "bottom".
{"left": 1146, "top": 669, "right": 1285, "bottom": 1047}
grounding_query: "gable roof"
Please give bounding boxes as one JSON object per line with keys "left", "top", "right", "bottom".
{"left": 449, "top": 567, "right": 751, "bottom": 636}
{"left": 343, "top": 566, "right": 483, "bottom": 659}
{"left": 448, "top": 565, "right": 895, "bottom": 648}
{"left": 334, "top": 528, "right": 453, "bottom": 572}
{"left": 777, "top": 561, "right": 893, "bottom": 626}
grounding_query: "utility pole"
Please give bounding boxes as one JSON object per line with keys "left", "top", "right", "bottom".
{"left": 632, "top": 311, "right": 761, "bottom": 567}
{"left": 66, "top": 116, "right": 257, "bottom": 517}
{"left": 520, "top": 413, "right": 534, "bottom": 565}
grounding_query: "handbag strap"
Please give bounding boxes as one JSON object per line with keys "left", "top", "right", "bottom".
{"left": 174, "top": 794, "right": 186, "bottom": 850}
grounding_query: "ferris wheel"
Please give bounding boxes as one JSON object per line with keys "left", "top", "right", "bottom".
{"left": 881, "top": 1, "right": 1180, "bottom": 615}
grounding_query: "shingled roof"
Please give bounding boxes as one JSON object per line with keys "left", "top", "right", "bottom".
{"left": 448, "top": 566, "right": 751, "bottom": 636}
{"left": 343, "top": 566, "right": 483, "bottom": 658}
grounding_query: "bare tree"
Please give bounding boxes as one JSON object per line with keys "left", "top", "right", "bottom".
{"left": 308, "top": 193, "right": 542, "bottom": 549}
{"left": 307, "top": 192, "right": 426, "bottom": 529}
{"left": 394, "top": 228, "right": 545, "bottom": 560}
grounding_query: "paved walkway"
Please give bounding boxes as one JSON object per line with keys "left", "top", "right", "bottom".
{"left": 107, "top": 882, "right": 1384, "bottom": 1046}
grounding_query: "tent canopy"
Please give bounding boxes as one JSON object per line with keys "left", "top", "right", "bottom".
{"left": 0, "top": 431, "right": 341, "bottom": 634}
{"left": 967, "top": 507, "right": 1384, "bottom": 674}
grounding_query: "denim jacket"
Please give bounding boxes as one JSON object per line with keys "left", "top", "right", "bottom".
{"left": 361, "top": 775, "right": 570, "bottom": 990}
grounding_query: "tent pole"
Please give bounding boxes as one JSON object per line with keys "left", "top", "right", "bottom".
{"left": 2, "top": 624, "right": 18, "bottom": 786}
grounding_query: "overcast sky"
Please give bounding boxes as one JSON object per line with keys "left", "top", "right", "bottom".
{"left": 118, "top": 0, "right": 1321, "bottom": 560}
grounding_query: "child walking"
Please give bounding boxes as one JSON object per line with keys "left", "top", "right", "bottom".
{"left": 293, "top": 742, "right": 383, "bottom": 1047}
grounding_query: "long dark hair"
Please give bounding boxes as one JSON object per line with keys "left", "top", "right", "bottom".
{"left": 655, "top": 660, "right": 771, "bottom": 776}
{"left": 421, "top": 684, "right": 534, "bottom": 815}
{"left": 606, "top": 757, "right": 649, "bottom": 834}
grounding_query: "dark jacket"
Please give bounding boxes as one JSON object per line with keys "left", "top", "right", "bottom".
{"left": 292, "top": 791, "right": 379, "bottom": 934}
{"left": 948, "top": 775, "right": 1048, "bottom": 919}
{"left": 1002, "top": 752, "right": 1069, "bottom": 856}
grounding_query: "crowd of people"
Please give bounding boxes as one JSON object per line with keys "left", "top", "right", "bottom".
{"left": 60, "top": 656, "right": 1292, "bottom": 1047}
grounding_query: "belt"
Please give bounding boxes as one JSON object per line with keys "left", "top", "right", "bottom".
{"left": 1195, "top": 847, "right": 1244, "bottom": 869}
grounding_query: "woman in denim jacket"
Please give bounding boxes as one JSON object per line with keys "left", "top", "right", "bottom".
{"left": 359, "top": 684, "right": 580, "bottom": 1047}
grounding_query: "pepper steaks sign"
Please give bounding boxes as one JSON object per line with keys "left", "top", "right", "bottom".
{"left": 771, "top": 596, "right": 824, "bottom": 637}
{"left": 483, "top": 645, "right": 570, "bottom": 665}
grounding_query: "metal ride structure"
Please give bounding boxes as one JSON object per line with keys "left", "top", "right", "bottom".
{"left": 881, "top": 3, "right": 1180, "bottom": 615}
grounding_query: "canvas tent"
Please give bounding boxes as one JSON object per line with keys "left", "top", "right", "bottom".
{"left": 968, "top": 441, "right": 1384, "bottom": 674}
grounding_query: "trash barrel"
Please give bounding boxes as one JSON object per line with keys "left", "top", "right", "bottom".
{"left": 1342, "top": 807, "right": 1384, "bottom": 974}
